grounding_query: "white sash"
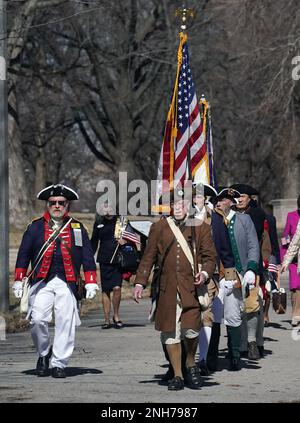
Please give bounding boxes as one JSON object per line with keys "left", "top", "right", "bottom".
{"left": 166, "top": 217, "right": 195, "bottom": 272}
{"left": 166, "top": 217, "right": 209, "bottom": 310}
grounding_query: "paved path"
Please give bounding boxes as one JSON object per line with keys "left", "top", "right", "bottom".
{"left": 0, "top": 274, "right": 299, "bottom": 403}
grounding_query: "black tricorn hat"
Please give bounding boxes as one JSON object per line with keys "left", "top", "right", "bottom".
{"left": 216, "top": 187, "right": 241, "bottom": 202}
{"left": 192, "top": 182, "right": 218, "bottom": 198}
{"left": 37, "top": 184, "right": 79, "bottom": 201}
{"left": 230, "top": 184, "right": 259, "bottom": 196}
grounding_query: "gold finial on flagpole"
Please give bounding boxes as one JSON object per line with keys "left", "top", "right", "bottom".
{"left": 175, "top": 5, "right": 195, "bottom": 31}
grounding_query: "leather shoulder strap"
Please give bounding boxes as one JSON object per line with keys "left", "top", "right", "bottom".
{"left": 166, "top": 217, "right": 194, "bottom": 272}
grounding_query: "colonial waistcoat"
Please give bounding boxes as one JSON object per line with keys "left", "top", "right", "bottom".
{"left": 15, "top": 212, "right": 97, "bottom": 284}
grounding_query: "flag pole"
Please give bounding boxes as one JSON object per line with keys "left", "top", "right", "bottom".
{"left": 175, "top": 6, "right": 198, "bottom": 276}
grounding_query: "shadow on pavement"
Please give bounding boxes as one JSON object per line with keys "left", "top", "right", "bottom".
{"left": 260, "top": 348, "right": 273, "bottom": 357}
{"left": 212, "top": 356, "right": 262, "bottom": 372}
{"left": 264, "top": 322, "right": 288, "bottom": 330}
{"left": 65, "top": 367, "right": 103, "bottom": 377}
{"left": 139, "top": 377, "right": 220, "bottom": 388}
{"left": 87, "top": 323, "right": 146, "bottom": 328}
{"left": 22, "top": 367, "right": 103, "bottom": 377}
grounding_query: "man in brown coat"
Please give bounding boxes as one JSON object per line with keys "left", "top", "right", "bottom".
{"left": 133, "top": 188, "right": 216, "bottom": 391}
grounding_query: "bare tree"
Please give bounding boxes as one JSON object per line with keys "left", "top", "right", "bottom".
{"left": 7, "top": 0, "right": 300, "bottom": 219}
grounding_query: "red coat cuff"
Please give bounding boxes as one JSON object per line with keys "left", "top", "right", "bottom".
{"left": 15, "top": 268, "right": 27, "bottom": 281}
{"left": 84, "top": 271, "right": 97, "bottom": 284}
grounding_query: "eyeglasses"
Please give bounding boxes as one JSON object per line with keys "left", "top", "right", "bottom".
{"left": 48, "top": 200, "right": 67, "bottom": 207}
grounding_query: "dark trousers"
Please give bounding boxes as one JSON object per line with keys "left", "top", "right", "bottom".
{"left": 206, "top": 322, "right": 220, "bottom": 370}
{"left": 226, "top": 325, "right": 241, "bottom": 360}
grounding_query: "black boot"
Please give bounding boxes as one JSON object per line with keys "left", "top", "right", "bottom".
{"left": 228, "top": 358, "right": 241, "bottom": 371}
{"left": 52, "top": 367, "right": 66, "bottom": 378}
{"left": 185, "top": 366, "right": 203, "bottom": 389}
{"left": 36, "top": 346, "right": 52, "bottom": 377}
{"left": 168, "top": 376, "right": 184, "bottom": 391}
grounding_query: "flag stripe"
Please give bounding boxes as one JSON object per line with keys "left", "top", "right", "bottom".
{"left": 155, "top": 32, "right": 216, "bottom": 207}
{"left": 122, "top": 232, "right": 141, "bottom": 244}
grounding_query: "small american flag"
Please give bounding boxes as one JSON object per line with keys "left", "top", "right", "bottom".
{"left": 268, "top": 263, "right": 278, "bottom": 274}
{"left": 122, "top": 223, "right": 141, "bottom": 245}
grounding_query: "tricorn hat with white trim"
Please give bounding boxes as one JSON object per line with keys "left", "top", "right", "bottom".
{"left": 192, "top": 182, "right": 218, "bottom": 198}
{"left": 216, "top": 187, "right": 240, "bottom": 203}
{"left": 37, "top": 184, "right": 79, "bottom": 201}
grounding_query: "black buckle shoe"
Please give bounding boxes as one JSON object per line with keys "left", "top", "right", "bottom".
{"left": 185, "top": 366, "right": 203, "bottom": 389}
{"left": 52, "top": 367, "right": 66, "bottom": 378}
{"left": 228, "top": 358, "right": 241, "bottom": 371}
{"left": 36, "top": 346, "right": 52, "bottom": 377}
{"left": 168, "top": 376, "right": 184, "bottom": 391}
{"left": 248, "top": 341, "right": 260, "bottom": 360}
{"left": 198, "top": 359, "right": 210, "bottom": 376}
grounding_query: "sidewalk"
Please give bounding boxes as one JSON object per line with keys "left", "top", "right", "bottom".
{"left": 0, "top": 273, "right": 299, "bottom": 403}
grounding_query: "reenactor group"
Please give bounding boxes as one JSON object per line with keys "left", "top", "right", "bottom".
{"left": 12, "top": 182, "right": 292, "bottom": 392}
{"left": 134, "top": 181, "right": 282, "bottom": 390}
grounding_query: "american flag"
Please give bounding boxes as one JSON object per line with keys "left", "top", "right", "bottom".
{"left": 175, "top": 40, "right": 208, "bottom": 184}
{"left": 122, "top": 223, "right": 141, "bottom": 245}
{"left": 268, "top": 263, "right": 278, "bottom": 274}
{"left": 155, "top": 33, "right": 209, "bottom": 206}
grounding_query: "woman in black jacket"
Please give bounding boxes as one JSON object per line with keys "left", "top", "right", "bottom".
{"left": 90, "top": 207, "right": 126, "bottom": 329}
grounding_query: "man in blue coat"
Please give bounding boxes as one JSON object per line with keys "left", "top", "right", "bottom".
{"left": 12, "top": 184, "right": 99, "bottom": 378}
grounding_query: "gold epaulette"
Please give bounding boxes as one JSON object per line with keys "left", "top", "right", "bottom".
{"left": 70, "top": 218, "right": 87, "bottom": 233}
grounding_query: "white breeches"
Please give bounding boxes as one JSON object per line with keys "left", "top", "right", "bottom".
{"left": 161, "top": 294, "right": 199, "bottom": 345}
{"left": 30, "top": 277, "right": 79, "bottom": 369}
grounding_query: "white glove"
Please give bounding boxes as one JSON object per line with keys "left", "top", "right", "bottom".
{"left": 219, "top": 278, "right": 236, "bottom": 296}
{"left": 85, "top": 283, "right": 99, "bottom": 299}
{"left": 243, "top": 270, "right": 256, "bottom": 289}
{"left": 12, "top": 281, "right": 23, "bottom": 299}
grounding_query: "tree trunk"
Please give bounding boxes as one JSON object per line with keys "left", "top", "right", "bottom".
{"left": 8, "top": 90, "right": 32, "bottom": 228}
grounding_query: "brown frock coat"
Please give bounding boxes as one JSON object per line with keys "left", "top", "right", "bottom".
{"left": 135, "top": 217, "right": 217, "bottom": 332}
